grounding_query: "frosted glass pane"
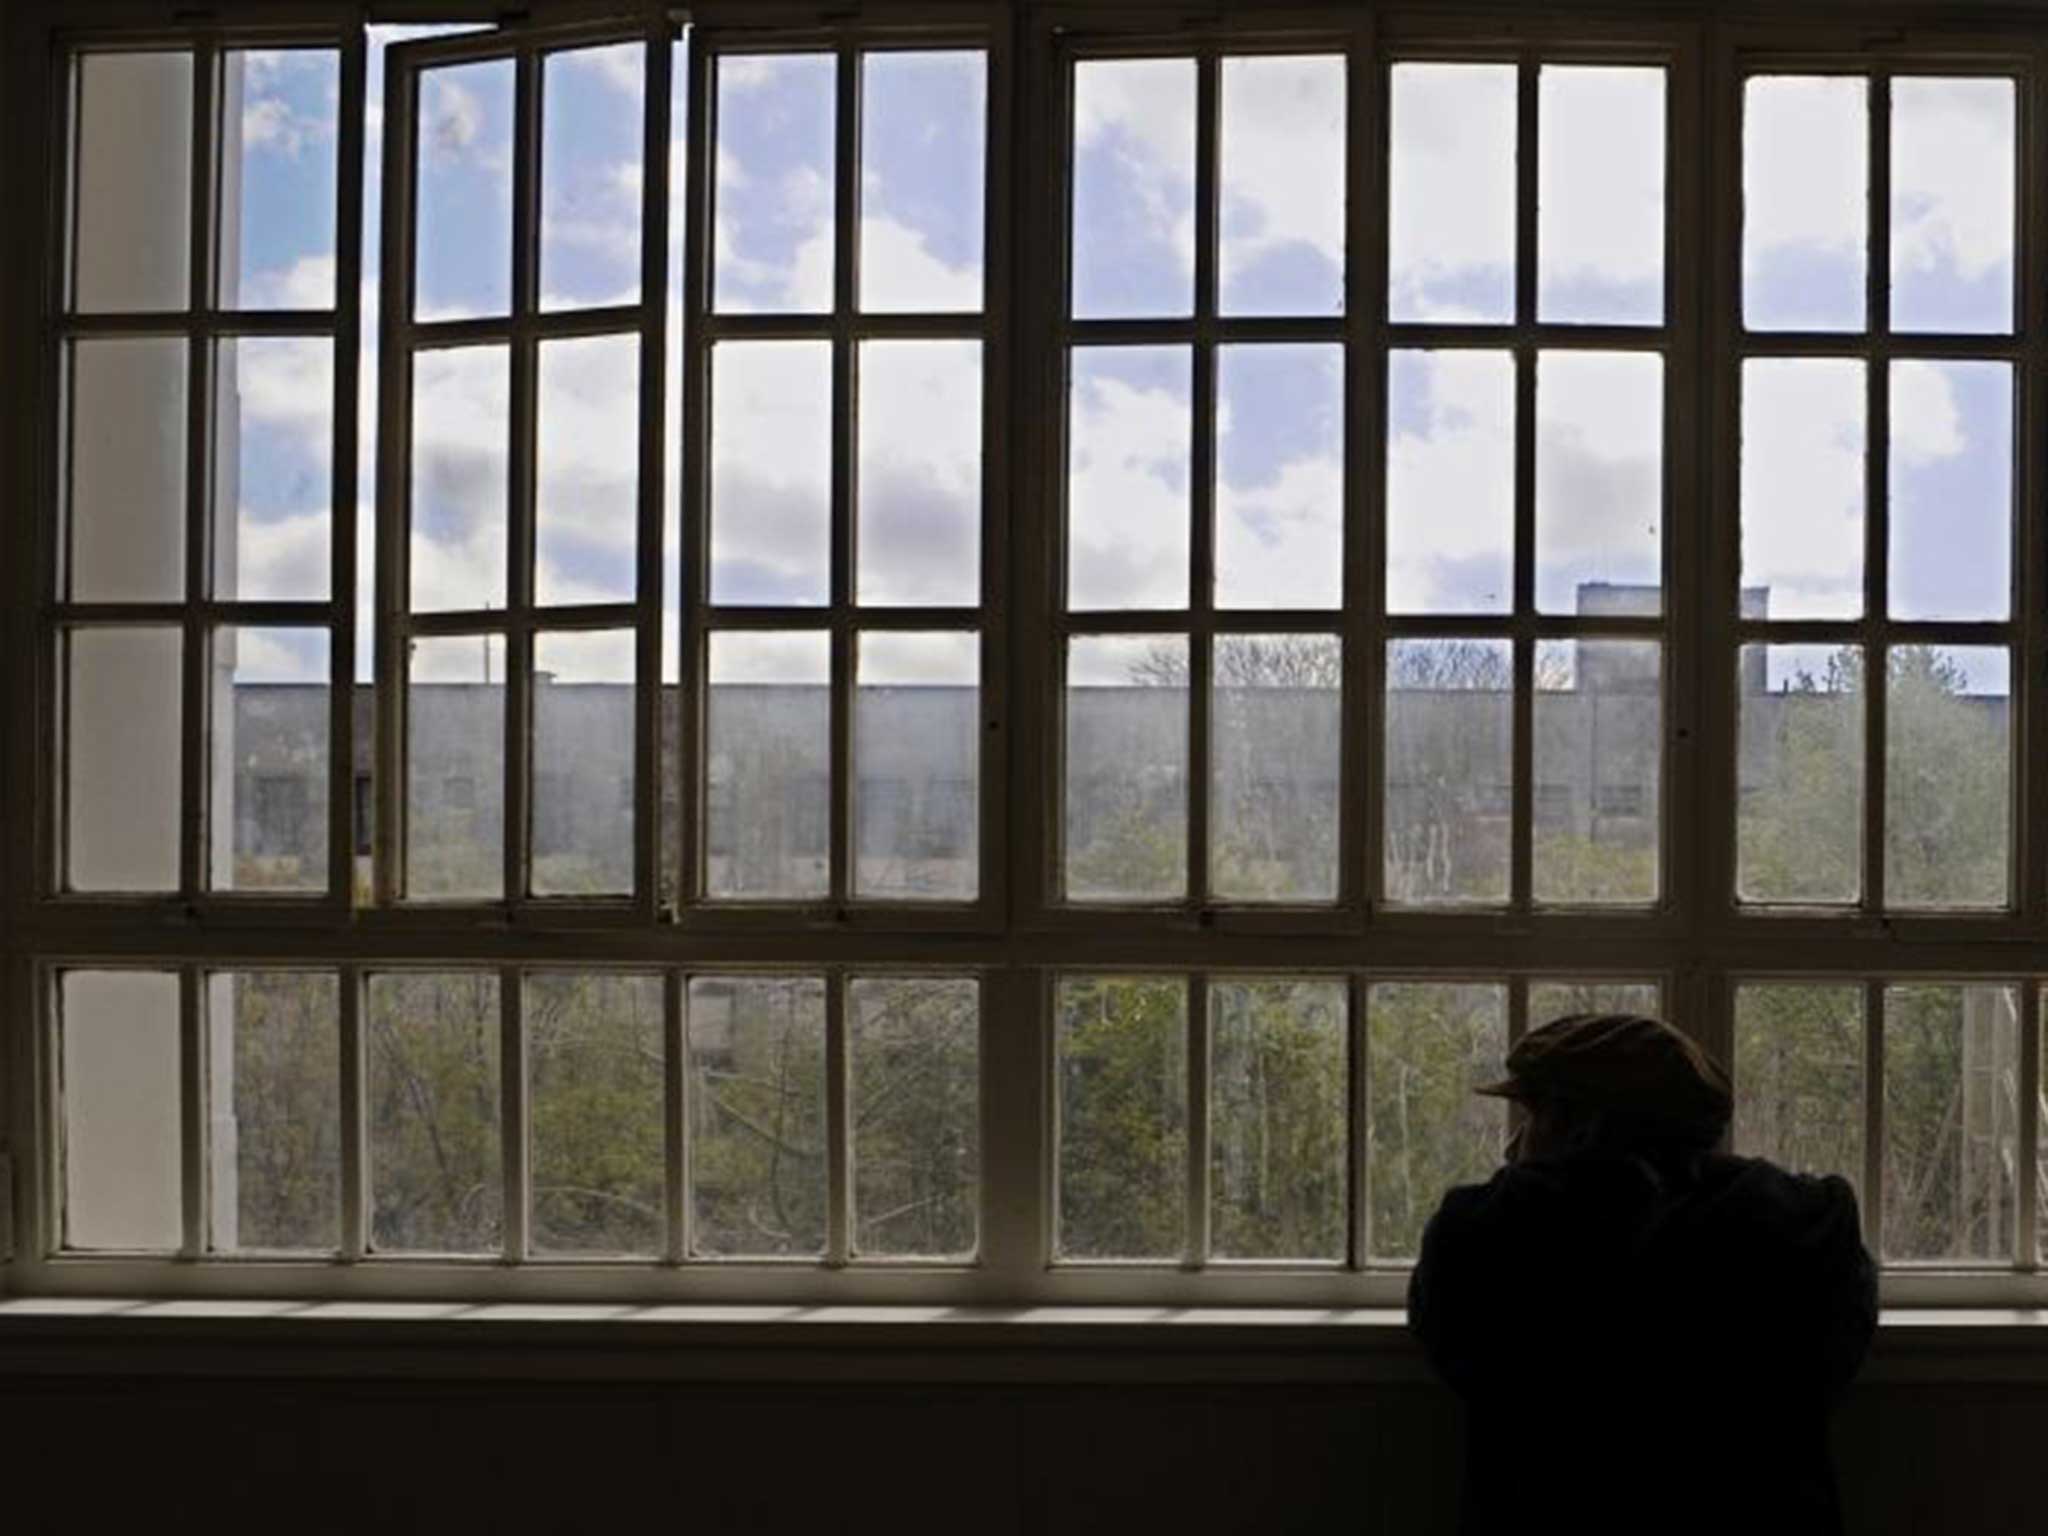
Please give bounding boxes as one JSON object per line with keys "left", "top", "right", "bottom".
{"left": 68, "top": 338, "right": 187, "bottom": 603}
{"left": 67, "top": 627, "right": 182, "bottom": 893}
{"left": 73, "top": 52, "right": 192, "bottom": 313}
{"left": 62, "top": 971, "right": 181, "bottom": 1251}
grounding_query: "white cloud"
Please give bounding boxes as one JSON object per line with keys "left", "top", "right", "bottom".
{"left": 1740, "top": 358, "right": 1864, "bottom": 618}
{"left": 709, "top": 630, "right": 828, "bottom": 685}
{"left": 535, "top": 334, "right": 640, "bottom": 604}
{"left": 1889, "top": 360, "right": 1964, "bottom": 467}
{"left": 1892, "top": 77, "right": 2014, "bottom": 284}
{"left": 857, "top": 339, "right": 981, "bottom": 604}
{"left": 858, "top": 214, "right": 980, "bottom": 313}
{"left": 1386, "top": 352, "right": 1515, "bottom": 612}
{"left": 243, "top": 253, "right": 338, "bottom": 310}
{"left": 860, "top": 631, "right": 976, "bottom": 687}
{"left": 1067, "top": 361, "right": 1190, "bottom": 610}
{"left": 560, "top": 41, "right": 644, "bottom": 99}
{"left": 1389, "top": 64, "right": 1517, "bottom": 319}
{"left": 236, "top": 512, "right": 331, "bottom": 607}
{"left": 1535, "top": 352, "right": 1663, "bottom": 605}
{"left": 709, "top": 340, "right": 832, "bottom": 602}
{"left": 410, "top": 346, "right": 511, "bottom": 612}
{"left": 425, "top": 76, "right": 485, "bottom": 163}
{"left": 1219, "top": 55, "right": 1346, "bottom": 285}
{"left": 1073, "top": 58, "right": 1198, "bottom": 299}
{"left": 1745, "top": 76, "right": 1866, "bottom": 258}
{"left": 1538, "top": 66, "right": 1664, "bottom": 312}
{"left": 1216, "top": 450, "right": 1343, "bottom": 608}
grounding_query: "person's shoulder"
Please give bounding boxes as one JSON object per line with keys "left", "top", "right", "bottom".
{"left": 1692, "top": 1153, "right": 1866, "bottom": 1245}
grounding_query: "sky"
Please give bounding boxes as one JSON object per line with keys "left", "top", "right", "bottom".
{"left": 214, "top": 44, "right": 2016, "bottom": 696}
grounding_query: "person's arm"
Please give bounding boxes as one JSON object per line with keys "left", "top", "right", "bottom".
{"left": 1807, "top": 1174, "right": 1878, "bottom": 1401}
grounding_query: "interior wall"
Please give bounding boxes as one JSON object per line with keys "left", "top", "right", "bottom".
{"left": 0, "top": 1374, "right": 2040, "bottom": 1533}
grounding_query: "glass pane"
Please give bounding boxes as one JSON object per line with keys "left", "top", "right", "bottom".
{"left": 1384, "top": 639, "right": 1512, "bottom": 906}
{"left": 1744, "top": 76, "right": 1867, "bottom": 333}
{"left": 1733, "top": 983, "right": 1864, "bottom": 1195}
{"left": 1740, "top": 358, "right": 1865, "bottom": 619}
{"left": 218, "top": 627, "right": 328, "bottom": 893}
{"left": 1533, "top": 640, "right": 1661, "bottom": 907}
{"left": 407, "top": 634, "right": 505, "bottom": 901}
{"left": 1056, "top": 976, "right": 1187, "bottom": 1260}
{"left": 713, "top": 54, "right": 835, "bottom": 313}
{"left": 224, "top": 49, "right": 339, "bottom": 308}
{"left": 1536, "top": 351, "right": 1661, "bottom": 616}
{"left": 1210, "top": 979, "right": 1347, "bottom": 1261}
{"left": 541, "top": 43, "right": 645, "bottom": 310}
{"left": 1538, "top": 66, "right": 1664, "bottom": 325}
{"left": 1071, "top": 58, "right": 1195, "bottom": 320}
{"left": 1892, "top": 77, "right": 2014, "bottom": 334}
{"left": 1736, "top": 644, "right": 1864, "bottom": 906}
{"left": 1211, "top": 634, "right": 1340, "bottom": 903}
{"left": 850, "top": 976, "right": 980, "bottom": 1258}
{"left": 860, "top": 50, "right": 986, "bottom": 313}
{"left": 1886, "top": 646, "right": 2009, "bottom": 910}
{"left": 528, "top": 971, "right": 663, "bottom": 1256}
{"left": 855, "top": 632, "right": 978, "bottom": 902}
{"left": 1216, "top": 344, "right": 1342, "bottom": 610}
{"left": 1529, "top": 980, "right": 1661, "bottom": 1029}
{"left": 367, "top": 972, "right": 503, "bottom": 1254}
{"left": 1065, "top": 635, "right": 1187, "bottom": 903}
{"left": 411, "top": 345, "right": 510, "bottom": 612}
{"left": 857, "top": 339, "right": 981, "bottom": 607}
{"left": 1219, "top": 55, "right": 1344, "bottom": 317}
{"left": 711, "top": 340, "right": 831, "bottom": 605}
{"left": 687, "top": 975, "right": 826, "bottom": 1257}
{"left": 536, "top": 334, "right": 639, "bottom": 606}
{"left": 1386, "top": 350, "right": 1513, "bottom": 614}
{"left": 61, "top": 971, "right": 181, "bottom": 1251}
{"left": 68, "top": 337, "right": 187, "bottom": 603}
{"left": 1889, "top": 360, "right": 2010, "bottom": 621}
{"left": 66, "top": 627, "right": 182, "bottom": 893}
{"left": 415, "top": 59, "right": 515, "bottom": 320}
{"left": 73, "top": 52, "right": 192, "bottom": 313}
{"left": 1068, "top": 347, "right": 1190, "bottom": 611}
{"left": 1389, "top": 64, "right": 1515, "bottom": 324}
{"left": 210, "top": 971, "right": 340, "bottom": 1252}
{"left": 215, "top": 336, "right": 333, "bottom": 601}
{"left": 533, "top": 630, "right": 635, "bottom": 897}
{"left": 705, "top": 631, "right": 829, "bottom": 900}
{"left": 1366, "top": 982, "right": 1507, "bottom": 1262}
{"left": 1884, "top": 984, "right": 2020, "bottom": 1262}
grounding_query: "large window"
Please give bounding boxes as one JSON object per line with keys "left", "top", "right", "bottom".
{"left": 5, "top": 3, "right": 2044, "bottom": 1307}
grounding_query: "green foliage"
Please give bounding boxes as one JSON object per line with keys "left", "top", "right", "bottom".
{"left": 1057, "top": 977, "right": 1187, "bottom": 1259}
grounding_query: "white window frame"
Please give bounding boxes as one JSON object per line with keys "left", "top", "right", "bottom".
{"left": 0, "top": 1, "right": 2042, "bottom": 1311}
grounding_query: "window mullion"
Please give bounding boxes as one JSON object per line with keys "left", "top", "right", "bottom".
{"left": 501, "top": 964, "right": 529, "bottom": 1262}
{"left": 1863, "top": 72, "right": 1892, "bottom": 918}
{"left": 326, "top": 31, "right": 368, "bottom": 909}
{"left": 338, "top": 964, "right": 366, "bottom": 1261}
{"left": 1188, "top": 53, "right": 1219, "bottom": 909}
{"left": 828, "top": 46, "right": 859, "bottom": 911}
{"left": 633, "top": 26, "right": 673, "bottom": 919}
{"left": 178, "top": 967, "right": 207, "bottom": 1257}
{"left": 179, "top": 44, "right": 217, "bottom": 902}
{"left": 504, "top": 48, "right": 543, "bottom": 907}
{"left": 676, "top": 37, "right": 713, "bottom": 908}
{"left": 1343, "top": 23, "right": 1376, "bottom": 918}
{"left": 1508, "top": 57, "right": 1539, "bottom": 914}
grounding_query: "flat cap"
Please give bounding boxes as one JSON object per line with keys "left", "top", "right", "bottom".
{"left": 1475, "top": 1012, "right": 1733, "bottom": 1142}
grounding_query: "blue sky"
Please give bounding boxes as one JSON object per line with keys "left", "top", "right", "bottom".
{"left": 219, "top": 45, "right": 2016, "bottom": 696}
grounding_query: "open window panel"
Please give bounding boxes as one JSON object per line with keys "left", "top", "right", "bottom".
{"left": 1733, "top": 68, "right": 2022, "bottom": 919}
{"left": 375, "top": 21, "right": 672, "bottom": 911}
{"left": 51, "top": 35, "right": 363, "bottom": 909}
{"left": 678, "top": 28, "right": 1000, "bottom": 927}
{"left": 1379, "top": 54, "right": 1675, "bottom": 916}
{"left": 1058, "top": 45, "right": 1355, "bottom": 919}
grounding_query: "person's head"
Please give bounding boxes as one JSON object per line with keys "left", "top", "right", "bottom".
{"left": 1481, "top": 1013, "right": 1732, "bottom": 1167}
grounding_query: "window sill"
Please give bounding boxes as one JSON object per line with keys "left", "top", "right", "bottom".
{"left": 0, "top": 1300, "right": 2044, "bottom": 1384}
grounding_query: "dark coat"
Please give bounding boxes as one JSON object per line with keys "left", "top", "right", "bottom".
{"left": 1407, "top": 1150, "right": 1877, "bottom": 1536}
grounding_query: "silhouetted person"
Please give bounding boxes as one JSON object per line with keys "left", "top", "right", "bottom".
{"left": 1407, "top": 1013, "right": 1876, "bottom": 1536}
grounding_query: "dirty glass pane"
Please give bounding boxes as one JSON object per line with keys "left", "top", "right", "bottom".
{"left": 1532, "top": 640, "right": 1660, "bottom": 907}
{"left": 688, "top": 974, "right": 827, "bottom": 1257}
{"left": 1529, "top": 980, "right": 1662, "bottom": 1030}
{"left": 407, "top": 634, "right": 505, "bottom": 901}
{"left": 367, "top": 971, "right": 503, "bottom": 1254}
{"left": 1210, "top": 979, "right": 1347, "bottom": 1261}
{"left": 528, "top": 971, "right": 664, "bottom": 1256}
{"left": 1736, "top": 644, "right": 1863, "bottom": 906}
{"left": 1071, "top": 58, "right": 1195, "bottom": 320}
{"left": 532, "top": 630, "right": 634, "bottom": 897}
{"left": 217, "top": 627, "right": 328, "bottom": 893}
{"left": 705, "top": 631, "right": 829, "bottom": 901}
{"left": 61, "top": 971, "right": 181, "bottom": 1251}
{"left": 1211, "top": 634, "right": 1340, "bottom": 903}
{"left": 1884, "top": 984, "right": 2020, "bottom": 1263}
{"left": 850, "top": 976, "right": 980, "bottom": 1258}
{"left": 1366, "top": 982, "right": 1507, "bottom": 1261}
{"left": 1744, "top": 76, "right": 1867, "bottom": 332}
{"left": 1065, "top": 635, "right": 1187, "bottom": 903}
{"left": 855, "top": 631, "right": 978, "bottom": 902}
{"left": 210, "top": 971, "right": 340, "bottom": 1253}
{"left": 1384, "top": 639, "right": 1512, "bottom": 906}
{"left": 1057, "top": 975, "right": 1187, "bottom": 1260}
{"left": 1733, "top": 983, "right": 1864, "bottom": 1196}
{"left": 1885, "top": 646, "right": 2009, "bottom": 911}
